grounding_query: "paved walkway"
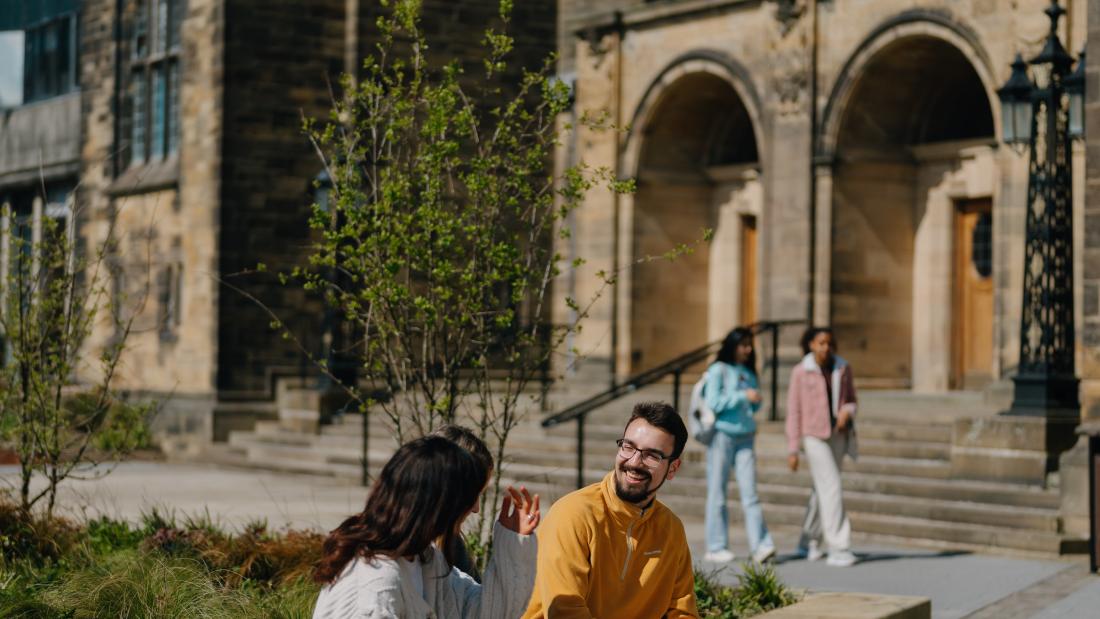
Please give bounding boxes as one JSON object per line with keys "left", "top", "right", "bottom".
{"left": 2, "top": 461, "right": 1096, "bottom": 618}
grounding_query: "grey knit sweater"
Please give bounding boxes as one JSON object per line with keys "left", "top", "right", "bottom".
{"left": 312, "top": 522, "right": 536, "bottom": 618}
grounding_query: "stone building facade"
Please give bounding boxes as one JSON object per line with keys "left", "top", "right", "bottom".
{"left": 3, "top": 0, "right": 554, "bottom": 444}
{"left": 556, "top": 0, "right": 1099, "bottom": 420}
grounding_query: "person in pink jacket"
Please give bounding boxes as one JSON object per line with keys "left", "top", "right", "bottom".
{"left": 785, "top": 327, "right": 858, "bottom": 567}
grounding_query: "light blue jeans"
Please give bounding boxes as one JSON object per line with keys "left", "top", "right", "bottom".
{"left": 705, "top": 431, "right": 774, "bottom": 554}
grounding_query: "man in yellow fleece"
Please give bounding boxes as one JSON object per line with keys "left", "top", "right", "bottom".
{"left": 522, "top": 401, "right": 699, "bottom": 618}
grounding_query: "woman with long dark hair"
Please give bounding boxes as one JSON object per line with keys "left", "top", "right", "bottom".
{"left": 312, "top": 435, "right": 540, "bottom": 618}
{"left": 786, "top": 326, "right": 858, "bottom": 567}
{"left": 702, "top": 327, "right": 776, "bottom": 564}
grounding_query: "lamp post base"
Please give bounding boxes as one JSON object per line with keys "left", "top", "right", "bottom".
{"left": 1006, "top": 373, "right": 1081, "bottom": 418}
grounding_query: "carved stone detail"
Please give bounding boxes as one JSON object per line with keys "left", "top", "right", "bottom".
{"left": 772, "top": 0, "right": 806, "bottom": 35}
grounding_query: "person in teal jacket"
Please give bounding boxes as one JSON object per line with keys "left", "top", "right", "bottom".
{"left": 702, "top": 327, "right": 776, "bottom": 564}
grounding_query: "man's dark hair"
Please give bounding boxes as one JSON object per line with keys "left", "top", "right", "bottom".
{"left": 625, "top": 401, "right": 688, "bottom": 460}
{"left": 431, "top": 424, "right": 494, "bottom": 474}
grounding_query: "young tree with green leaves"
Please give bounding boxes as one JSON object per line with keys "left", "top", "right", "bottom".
{"left": 0, "top": 202, "right": 152, "bottom": 519}
{"left": 293, "top": 0, "right": 632, "bottom": 549}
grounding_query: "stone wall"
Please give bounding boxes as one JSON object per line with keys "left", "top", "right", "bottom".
{"left": 216, "top": 0, "right": 557, "bottom": 396}
{"left": 77, "top": 0, "right": 225, "bottom": 442}
{"left": 560, "top": 0, "right": 1091, "bottom": 394}
{"left": 215, "top": 0, "right": 344, "bottom": 396}
{"left": 0, "top": 93, "right": 80, "bottom": 186}
{"left": 78, "top": 0, "right": 123, "bottom": 388}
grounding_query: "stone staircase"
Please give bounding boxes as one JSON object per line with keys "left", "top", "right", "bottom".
{"left": 200, "top": 378, "right": 1079, "bottom": 556}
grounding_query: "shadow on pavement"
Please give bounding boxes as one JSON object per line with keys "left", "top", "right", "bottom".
{"left": 771, "top": 549, "right": 971, "bottom": 566}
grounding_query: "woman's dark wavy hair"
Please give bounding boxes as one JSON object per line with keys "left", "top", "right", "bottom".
{"left": 715, "top": 327, "right": 756, "bottom": 375}
{"left": 314, "top": 435, "right": 487, "bottom": 584}
{"left": 800, "top": 326, "right": 835, "bottom": 355}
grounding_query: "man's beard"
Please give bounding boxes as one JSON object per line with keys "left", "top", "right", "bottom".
{"left": 614, "top": 462, "right": 665, "bottom": 505}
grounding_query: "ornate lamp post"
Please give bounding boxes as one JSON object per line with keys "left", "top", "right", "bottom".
{"left": 312, "top": 168, "right": 337, "bottom": 396}
{"left": 997, "top": 0, "right": 1085, "bottom": 419}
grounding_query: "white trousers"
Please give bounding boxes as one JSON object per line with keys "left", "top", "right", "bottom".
{"left": 801, "top": 433, "right": 851, "bottom": 552}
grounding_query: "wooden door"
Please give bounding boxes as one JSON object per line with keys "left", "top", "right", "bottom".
{"left": 952, "top": 199, "right": 993, "bottom": 390}
{"left": 740, "top": 215, "right": 757, "bottom": 326}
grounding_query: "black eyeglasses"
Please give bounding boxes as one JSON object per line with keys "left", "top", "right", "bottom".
{"left": 615, "top": 439, "right": 671, "bottom": 468}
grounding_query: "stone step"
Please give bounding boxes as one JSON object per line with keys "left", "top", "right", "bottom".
{"left": 754, "top": 469, "right": 1059, "bottom": 510}
{"left": 856, "top": 390, "right": 1000, "bottom": 422}
{"left": 232, "top": 428, "right": 1056, "bottom": 505}
{"left": 497, "top": 470, "right": 1065, "bottom": 555}
{"left": 211, "top": 377, "right": 1072, "bottom": 556}
{"left": 493, "top": 464, "right": 1061, "bottom": 533}
{"left": 219, "top": 432, "right": 1059, "bottom": 531}
{"left": 237, "top": 425, "right": 954, "bottom": 481}
{"left": 234, "top": 419, "right": 1052, "bottom": 503}
{"left": 233, "top": 416, "right": 1056, "bottom": 505}
{"left": 508, "top": 431, "right": 950, "bottom": 461}
{"left": 203, "top": 443, "right": 382, "bottom": 480}
{"left": 848, "top": 512, "right": 1065, "bottom": 555}
{"left": 201, "top": 442, "right": 1066, "bottom": 554}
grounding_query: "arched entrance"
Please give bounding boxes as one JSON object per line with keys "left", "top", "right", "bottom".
{"left": 828, "top": 32, "right": 996, "bottom": 390}
{"left": 628, "top": 67, "right": 761, "bottom": 372}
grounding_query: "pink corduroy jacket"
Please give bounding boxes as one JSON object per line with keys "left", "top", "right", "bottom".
{"left": 785, "top": 353, "right": 858, "bottom": 457}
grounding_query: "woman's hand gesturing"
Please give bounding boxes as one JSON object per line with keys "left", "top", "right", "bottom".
{"left": 498, "top": 485, "right": 541, "bottom": 535}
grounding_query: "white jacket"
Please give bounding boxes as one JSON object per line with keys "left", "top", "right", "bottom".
{"left": 312, "top": 521, "right": 536, "bottom": 619}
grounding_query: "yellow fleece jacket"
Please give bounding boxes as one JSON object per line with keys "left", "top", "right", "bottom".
{"left": 521, "top": 472, "right": 699, "bottom": 618}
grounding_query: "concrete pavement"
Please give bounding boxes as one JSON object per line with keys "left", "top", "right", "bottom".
{"left": 2, "top": 461, "right": 1096, "bottom": 618}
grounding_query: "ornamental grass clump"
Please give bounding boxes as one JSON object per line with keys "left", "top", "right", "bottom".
{"left": 141, "top": 517, "right": 324, "bottom": 588}
{"left": 693, "top": 562, "right": 800, "bottom": 618}
{"left": 38, "top": 552, "right": 248, "bottom": 619}
{"left": 0, "top": 496, "right": 324, "bottom": 618}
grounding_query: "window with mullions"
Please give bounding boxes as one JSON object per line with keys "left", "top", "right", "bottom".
{"left": 127, "top": 0, "right": 184, "bottom": 167}
{"left": 23, "top": 13, "right": 79, "bottom": 104}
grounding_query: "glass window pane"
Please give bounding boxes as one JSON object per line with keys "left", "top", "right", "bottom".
{"left": 169, "top": 0, "right": 184, "bottom": 50}
{"left": 44, "top": 22, "right": 59, "bottom": 97}
{"left": 72, "top": 14, "right": 80, "bottom": 89}
{"left": 971, "top": 213, "right": 993, "bottom": 279}
{"left": 57, "top": 16, "right": 71, "bottom": 95}
{"left": 167, "top": 61, "right": 180, "bottom": 155}
{"left": 23, "top": 27, "right": 38, "bottom": 100}
{"left": 131, "top": 73, "right": 146, "bottom": 165}
{"left": 1000, "top": 100, "right": 1015, "bottom": 143}
{"left": 1015, "top": 102, "right": 1032, "bottom": 143}
{"left": 151, "top": 64, "right": 166, "bottom": 158}
{"left": 156, "top": 0, "right": 168, "bottom": 55}
{"left": 132, "top": 0, "right": 148, "bottom": 60}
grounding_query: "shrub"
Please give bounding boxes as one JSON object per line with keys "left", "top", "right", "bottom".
{"left": 734, "top": 561, "right": 800, "bottom": 616}
{"left": 85, "top": 517, "right": 145, "bottom": 556}
{"left": 0, "top": 500, "right": 82, "bottom": 566}
{"left": 141, "top": 517, "right": 323, "bottom": 588}
{"left": 694, "top": 563, "right": 799, "bottom": 618}
{"left": 695, "top": 568, "right": 741, "bottom": 619}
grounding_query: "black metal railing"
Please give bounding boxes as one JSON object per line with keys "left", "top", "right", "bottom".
{"left": 542, "top": 319, "right": 807, "bottom": 488}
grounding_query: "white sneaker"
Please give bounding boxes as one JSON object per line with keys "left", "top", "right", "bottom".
{"left": 807, "top": 540, "right": 825, "bottom": 561}
{"left": 795, "top": 540, "right": 825, "bottom": 561}
{"left": 703, "top": 549, "right": 736, "bottom": 563}
{"left": 751, "top": 545, "right": 776, "bottom": 564}
{"left": 826, "top": 550, "right": 857, "bottom": 567}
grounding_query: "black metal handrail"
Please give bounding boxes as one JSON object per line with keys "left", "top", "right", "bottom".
{"left": 543, "top": 318, "right": 807, "bottom": 488}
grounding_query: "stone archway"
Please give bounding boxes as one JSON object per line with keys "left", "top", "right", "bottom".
{"left": 826, "top": 31, "right": 996, "bottom": 390}
{"left": 625, "top": 66, "right": 762, "bottom": 372}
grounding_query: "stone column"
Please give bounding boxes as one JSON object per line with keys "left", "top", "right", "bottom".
{"left": 1082, "top": 0, "right": 1100, "bottom": 421}
{"left": 811, "top": 160, "right": 833, "bottom": 327}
